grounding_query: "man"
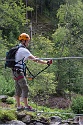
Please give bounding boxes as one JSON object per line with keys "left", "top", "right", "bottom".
{"left": 12, "top": 33, "right": 52, "bottom": 111}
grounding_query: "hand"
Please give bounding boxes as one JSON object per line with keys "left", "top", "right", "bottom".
{"left": 47, "top": 60, "right": 53, "bottom": 66}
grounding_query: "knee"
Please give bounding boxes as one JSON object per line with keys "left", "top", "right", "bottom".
{"left": 22, "top": 85, "right": 29, "bottom": 98}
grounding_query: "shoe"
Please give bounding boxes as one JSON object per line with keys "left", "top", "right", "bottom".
{"left": 17, "top": 106, "right": 24, "bottom": 111}
{"left": 24, "top": 105, "right": 35, "bottom": 112}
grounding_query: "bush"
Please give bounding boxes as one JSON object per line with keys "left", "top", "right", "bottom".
{"left": 0, "top": 75, "right": 15, "bottom": 96}
{"left": 0, "top": 110, "right": 16, "bottom": 120}
{"left": 6, "top": 97, "right": 15, "bottom": 104}
{"left": 71, "top": 95, "right": 83, "bottom": 114}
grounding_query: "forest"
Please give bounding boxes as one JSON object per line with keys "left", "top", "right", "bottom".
{"left": 0, "top": 0, "right": 83, "bottom": 115}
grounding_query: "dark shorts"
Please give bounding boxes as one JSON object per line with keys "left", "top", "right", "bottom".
{"left": 12, "top": 70, "right": 29, "bottom": 98}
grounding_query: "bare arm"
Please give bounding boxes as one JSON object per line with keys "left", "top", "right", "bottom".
{"left": 28, "top": 55, "right": 47, "bottom": 64}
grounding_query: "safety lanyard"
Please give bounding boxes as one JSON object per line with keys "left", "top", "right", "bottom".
{"left": 26, "top": 65, "right": 50, "bottom": 80}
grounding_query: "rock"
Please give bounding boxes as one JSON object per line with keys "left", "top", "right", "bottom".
{"left": 36, "top": 122, "right": 44, "bottom": 125}
{"left": 22, "top": 115, "right": 31, "bottom": 123}
{"left": 50, "top": 116, "right": 62, "bottom": 122}
{"left": 50, "top": 121, "right": 61, "bottom": 125}
{"left": 29, "top": 123, "right": 34, "bottom": 125}
{"left": 16, "top": 111, "right": 26, "bottom": 120}
{"left": 6, "top": 120, "right": 26, "bottom": 125}
{"left": 39, "top": 117, "right": 49, "bottom": 123}
{"left": 79, "top": 116, "right": 83, "bottom": 125}
{"left": 0, "top": 120, "right": 4, "bottom": 124}
{"left": 59, "top": 123, "right": 69, "bottom": 125}
{"left": 73, "top": 116, "right": 79, "bottom": 124}
{"left": 0, "top": 95, "right": 8, "bottom": 102}
{"left": 50, "top": 116, "right": 62, "bottom": 125}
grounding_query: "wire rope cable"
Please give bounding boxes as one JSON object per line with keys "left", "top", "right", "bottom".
{"left": 0, "top": 56, "right": 83, "bottom": 61}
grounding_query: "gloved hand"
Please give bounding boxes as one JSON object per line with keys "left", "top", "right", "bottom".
{"left": 47, "top": 60, "right": 53, "bottom": 66}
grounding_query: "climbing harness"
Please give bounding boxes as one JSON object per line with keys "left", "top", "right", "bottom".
{"left": 12, "top": 59, "right": 51, "bottom": 81}
{"left": 14, "top": 75, "right": 24, "bottom": 81}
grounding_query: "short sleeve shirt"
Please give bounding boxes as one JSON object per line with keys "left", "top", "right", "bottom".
{"left": 15, "top": 43, "right": 32, "bottom": 69}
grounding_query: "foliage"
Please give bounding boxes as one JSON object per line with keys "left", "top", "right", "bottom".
{"left": 0, "top": 74, "right": 15, "bottom": 96}
{"left": 0, "top": 32, "right": 15, "bottom": 96}
{"left": 0, "top": 0, "right": 31, "bottom": 47}
{"left": 25, "top": 35, "right": 56, "bottom": 97}
{"left": 27, "top": 0, "right": 65, "bottom": 24}
{"left": 57, "top": 0, "right": 83, "bottom": 56}
{"left": 71, "top": 95, "right": 83, "bottom": 114}
{"left": 6, "top": 97, "right": 15, "bottom": 104}
{"left": 29, "top": 72, "right": 56, "bottom": 98}
{"left": 0, "top": 31, "right": 8, "bottom": 56}
{"left": 52, "top": 27, "right": 70, "bottom": 57}
{"left": 32, "top": 36, "right": 54, "bottom": 58}
{"left": 52, "top": 0, "right": 83, "bottom": 95}
{"left": 0, "top": 109, "right": 16, "bottom": 120}
{"left": 36, "top": 107, "right": 73, "bottom": 120}
{"left": 0, "top": 0, "right": 83, "bottom": 106}
{"left": 0, "top": 102, "right": 73, "bottom": 120}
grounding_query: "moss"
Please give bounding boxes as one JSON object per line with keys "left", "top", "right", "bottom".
{"left": 0, "top": 109, "right": 16, "bottom": 120}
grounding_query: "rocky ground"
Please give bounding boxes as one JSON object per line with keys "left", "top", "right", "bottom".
{"left": 0, "top": 95, "right": 82, "bottom": 125}
{"left": 0, "top": 95, "right": 71, "bottom": 109}
{"left": 33, "top": 95, "right": 71, "bottom": 109}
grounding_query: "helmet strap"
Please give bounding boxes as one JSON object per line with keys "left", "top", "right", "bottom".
{"left": 22, "top": 40, "right": 26, "bottom": 47}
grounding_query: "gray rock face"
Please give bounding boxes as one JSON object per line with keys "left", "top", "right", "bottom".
{"left": 50, "top": 116, "right": 62, "bottom": 122}
{"left": 6, "top": 120, "right": 26, "bottom": 125}
{"left": 0, "top": 109, "right": 83, "bottom": 125}
{"left": 0, "top": 95, "right": 8, "bottom": 102}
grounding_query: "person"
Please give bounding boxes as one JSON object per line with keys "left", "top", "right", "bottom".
{"left": 12, "top": 33, "right": 52, "bottom": 111}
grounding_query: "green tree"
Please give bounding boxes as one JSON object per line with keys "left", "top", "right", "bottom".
{"left": 57, "top": 0, "right": 83, "bottom": 56}
{"left": 26, "top": 35, "right": 55, "bottom": 97}
{"left": 52, "top": 0, "right": 83, "bottom": 96}
{"left": 0, "top": 0, "right": 33, "bottom": 47}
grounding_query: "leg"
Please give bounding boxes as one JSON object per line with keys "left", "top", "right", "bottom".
{"left": 17, "top": 72, "right": 29, "bottom": 106}
{"left": 17, "top": 72, "right": 35, "bottom": 111}
{"left": 12, "top": 70, "right": 28, "bottom": 111}
{"left": 15, "top": 95, "right": 21, "bottom": 107}
{"left": 12, "top": 71, "right": 22, "bottom": 108}
{"left": 15, "top": 80, "right": 22, "bottom": 108}
{"left": 15, "top": 80, "right": 24, "bottom": 111}
{"left": 15, "top": 95, "right": 24, "bottom": 111}
{"left": 23, "top": 97, "right": 28, "bottom": 107}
